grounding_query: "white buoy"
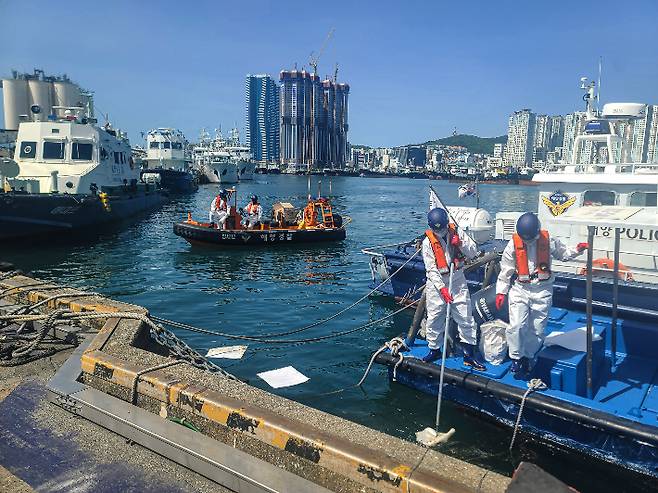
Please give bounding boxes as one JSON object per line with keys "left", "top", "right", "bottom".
{"left": 416, "top": 262, "right": 456, "bottom": 447}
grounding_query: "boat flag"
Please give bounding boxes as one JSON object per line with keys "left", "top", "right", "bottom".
{"left": 458, "top": 183, "right": 477, "bottom": 199}
{"left": 429, "top": 188, "right": 442, "bottom": 210}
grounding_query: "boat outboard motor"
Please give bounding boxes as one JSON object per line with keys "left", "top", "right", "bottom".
{"left": 471, "top": 284, "right": 509, "bottom": 325}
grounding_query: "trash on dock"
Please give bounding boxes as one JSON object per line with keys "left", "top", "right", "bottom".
{"left": 257, "top": 365, "right": 309, "bottom": 388}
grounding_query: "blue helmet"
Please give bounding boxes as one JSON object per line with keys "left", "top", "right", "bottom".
{"left": 428, "top": 208, "right": 449, "bottom": 232}
{"left": 218, "top": 188, "right": 227, "bottom": 198}
{"left": 516, "top": 212, "right": 541, "bottom": 241}
{"left": 251, "top": 195, "right": 258, "bottom": 203}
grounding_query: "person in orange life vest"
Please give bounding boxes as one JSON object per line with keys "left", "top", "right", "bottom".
{"left": 495, "top": 212, "right": 588, "bottom": 376}
{"left": 421, "top": 207, "right": 486, "bottom": 371}
{"left": 243, "top": 195, "right": 263, "bottom": 229}
{"left": 209, "top": 189, "right": 229, "bottom": 230}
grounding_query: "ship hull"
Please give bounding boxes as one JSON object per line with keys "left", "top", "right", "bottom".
{"left": 0, "top": 188, "right": 167, "bottom": 240}
{"left": 237, "top": 161, "right": 256, "bottom": 181}
{"left": 141, "top": 169, "right": 198, "bottom": 193}
{"left": 202, "top": 162, "right": 239, "bottom": 184}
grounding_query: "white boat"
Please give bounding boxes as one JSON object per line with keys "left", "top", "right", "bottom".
{"left": 192, "top": 128, "right": 253, "bottom": 184}
{"left": 495, "top": 78, "right": 658, "bottom": 283}
{"left": 140, "top": 128, "right": 197, "bottom": 192}
{"left": 0, "top": 70, "right": 166, "bottom": 239}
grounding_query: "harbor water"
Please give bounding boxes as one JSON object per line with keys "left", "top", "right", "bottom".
{"left": 2, "top": 176, "right": 650, "bottom": 493}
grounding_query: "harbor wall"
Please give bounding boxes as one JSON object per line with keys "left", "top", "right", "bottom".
{"left": 0, "top": 273, "right": 511, "bottom": 493}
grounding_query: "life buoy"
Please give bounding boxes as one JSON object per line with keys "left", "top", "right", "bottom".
{"left": 578, "top": 258, "right": 634, "bottom": 281}
{"left": 303, "top": 203, "right": 317, "bottom": 226}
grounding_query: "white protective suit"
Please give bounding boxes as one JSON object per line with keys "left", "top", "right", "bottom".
{"left": 422, "top": 229, "right": 479, "bottom": 349}
{"left": 496, "top": 236, "right": 581, "bottom": 360}
{"left": 209, "top": 197, "right": 228, "bottom": 229}
{"left": 243, "top": 202, "right": 263, "bottom": 229}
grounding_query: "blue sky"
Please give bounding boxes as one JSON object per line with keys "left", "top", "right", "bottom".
{"left": 2, "top": 0, "right": 657, "bottom": 147}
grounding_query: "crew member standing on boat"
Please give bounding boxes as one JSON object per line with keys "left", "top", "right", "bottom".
{"left": 495, "top": 212, "right": 588, "bottom": 376}
{"left": 243, "top": 195, "right": 263, "bottom": 229}
{"left": 421, "top": 207, "right": 486, "bottom": 371}
{"left": 209, "top": 189, "right": 229, "bottom": 230}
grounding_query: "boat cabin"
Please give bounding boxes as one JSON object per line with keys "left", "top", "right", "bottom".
{"left": 143, "top": 128, "right": 188, "bottom": 172}
{"left": 8, "top": 118, "right": 139, "bottom": 195}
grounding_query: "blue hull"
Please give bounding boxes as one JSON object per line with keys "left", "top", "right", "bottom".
{"left": 374, "top": 302, "right": 658, "bottom": 480}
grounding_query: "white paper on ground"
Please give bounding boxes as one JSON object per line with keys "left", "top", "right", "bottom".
{"left": 205, "top": 345, "right": 248, "bottom": 359}
{"left": 545, "top": 326, "right": 602, "bottom": 352}
{"left": 257, "top": 366, "right": 309, "bottom": 388}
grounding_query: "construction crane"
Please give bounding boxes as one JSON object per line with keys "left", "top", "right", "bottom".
{"left": 309, "top": 28, "right": 335, "bottom": 75}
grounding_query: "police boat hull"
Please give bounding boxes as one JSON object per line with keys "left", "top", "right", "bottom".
{"left": 173, "top": 221, "right": 346, "bottom": 246}
{"left": 375, "top": 300, "right": 658, "bottom": 481}
{"left": 141, "top": 168, "right": 198, "bottom": 193}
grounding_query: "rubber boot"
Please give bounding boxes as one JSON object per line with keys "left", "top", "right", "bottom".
{"left": 422, "top": 348, "right": 443, "bottom": 363}
{"left": 462, "top": 344, "right": 486, "bottom": 371}
{"left": 510, "top": 357, "right": 528, "bottom": 379}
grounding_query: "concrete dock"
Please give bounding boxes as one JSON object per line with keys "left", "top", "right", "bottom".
{"left": 0, "top": 272, "right": 517, "bottom": 492}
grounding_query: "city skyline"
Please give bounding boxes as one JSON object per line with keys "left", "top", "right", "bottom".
{"left": 2, "top": 1, "right": 658, "bottom": 147}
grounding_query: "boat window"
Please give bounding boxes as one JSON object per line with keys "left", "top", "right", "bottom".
{"left": 582, "top": 190, "right": 616, "bottom": 206}
{"left": 149, "top": 141, "right": 160, "bottom": 149}
{"left": 172, "top": 142, "right": 183, "bottom": 150}
{"left": 629, "top": 192, "right": 657, "bottom": 207}
{"left": 114, "top": 151, "right": 120, "bottom": 164}
{"left": 72, "top": 142, "right": 93, "bottom": 161}
{"left": 19, "top": 141, "right": 37, "bottom": 159}
{"left": 43, "top": 141, "right": 65, "bottom": 160}
{"left": 120, "top": 152, "right": 125, "bottom": 164}
{"left": 163, "top": 142, "right": 171, "bottom": 149}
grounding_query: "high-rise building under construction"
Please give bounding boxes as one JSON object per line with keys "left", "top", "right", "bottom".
{"left": 279, "top": 69, "right": 349, "bottom": 169}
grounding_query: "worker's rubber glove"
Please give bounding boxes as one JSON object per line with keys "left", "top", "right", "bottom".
{"left": 450, "top": 233, "right": 461, "bottom": 248}
{"left": 577, "top": 242, "right": 589, "bottom": 252}
{"left": 495, "top": 293, "right": 506, "bottom": 310}
{"left": 439, "top": 287, "right": 453, "bottom": 304}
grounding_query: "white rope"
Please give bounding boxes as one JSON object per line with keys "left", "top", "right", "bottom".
{"left": 509, "top": 378, "right": 548, "bottom": 451}
{"left": 356, "top": 336, "right": 407, "bottom": 387}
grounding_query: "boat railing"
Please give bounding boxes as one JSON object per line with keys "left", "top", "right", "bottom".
{"left": 543, "top": 162, "right": 658, "bottom": 175}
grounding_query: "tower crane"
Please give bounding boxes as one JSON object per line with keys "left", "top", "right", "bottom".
{"left": 309, "top": 28, "right": 335, "bottom": 75}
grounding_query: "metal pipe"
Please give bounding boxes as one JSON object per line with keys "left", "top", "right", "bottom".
{"left": 611, "top": 228, "right": 620, "bottom": 368}
{"left": 586, "top": 226, "right": 595, "bottom": 399}
{"left": 405, "top": 289, "right": 426, "bottom": 347}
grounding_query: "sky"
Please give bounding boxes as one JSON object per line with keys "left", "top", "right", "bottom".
{"left": 1, "top": 0, "right": 658, "bottom": 147}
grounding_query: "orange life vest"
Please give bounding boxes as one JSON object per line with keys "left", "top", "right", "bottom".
{"left": 425, "top": 226, "right": 464, "bottom": 275}
{"left": 246, "top": 202, "right": 260, "bottom": 215}
{"left": 513, "top": 230, "right": 551, "bottom": 282}
{"left": 214, "top": 196, "right": 227, "bottom": 211}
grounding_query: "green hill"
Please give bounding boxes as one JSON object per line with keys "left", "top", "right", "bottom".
{"left": 423, "top": 134, "right": 507, "bottom": 155}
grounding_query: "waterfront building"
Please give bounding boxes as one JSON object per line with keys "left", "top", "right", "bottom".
{"left": 561, "top": 111, "right": 587, "bottom": 163}
{"left": 646, "top": 105, "right": 658, "bottom": 163}
{"left": 245, "top": 74, "right": 280, "bottom": 163}
{"left": 548, "top": 115, "right": 565, "bottom": 150}
{"left": 279, "top": 69, "right": 349, "bottom": 169}
{"left": 503, "top": 109, "right": 536, "bottom": 166}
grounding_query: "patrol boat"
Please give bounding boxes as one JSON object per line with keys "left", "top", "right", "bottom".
{"left": 374, "top": 206, "right": 658, "bottom": 482}
{"left": 0, "top": 71, "right": 166, "bottom": 240}
{"left": 140, "top": 128, "right": 197, "bottom": 193}
{"left": 173, "top": 191, "right": 346, "bottom": 246}
{"left": 364, "top": 77, "right": 658, "bottom": 315}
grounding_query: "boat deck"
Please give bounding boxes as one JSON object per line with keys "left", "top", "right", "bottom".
{"left": 403, "top": 307, "right": 658, "bottom": 427}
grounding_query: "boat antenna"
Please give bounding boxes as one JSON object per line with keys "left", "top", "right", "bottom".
{"left": 597, "top": 56, "right": 602, "bottom": 114}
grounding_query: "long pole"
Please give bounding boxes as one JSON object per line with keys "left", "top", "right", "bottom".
{"left": 611, "top": 227, "right": 620, "bottom": 368}
{"left": 435, "top": 263, "right": 454, "bottom": 432}
{"left": 429, "top": 184, "right": 477, "bottom": 245}
{"left": 586, "top": 226, "right": 595, "bottom": 399}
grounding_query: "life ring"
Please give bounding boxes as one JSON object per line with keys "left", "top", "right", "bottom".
{"left": 578, "top": 258, "right": 634, "bottom": 281}
{"left": 303, "top": 204, "right": 316, "bottom": 226}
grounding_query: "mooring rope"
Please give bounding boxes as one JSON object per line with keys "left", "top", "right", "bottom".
{"left": 509, "top": 378, "right": 547, "bottom": 451}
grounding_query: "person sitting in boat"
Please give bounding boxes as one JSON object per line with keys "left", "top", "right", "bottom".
{"left": 495, "top": 212, "right": 588, "bottom": 377}
{"left": 243, "top": 195, "right": 263, "bottom": 229}
{"left": 209, "top": 189, "right": 229, "bottom": 230}
{"left": 421, "top": 207, "right": 487, "bottom": 371}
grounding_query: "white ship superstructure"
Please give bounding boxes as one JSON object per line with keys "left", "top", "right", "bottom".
{"left": 143, "top": 128, "right": 189, "bottom": 171}
{"left": 496, "top": 78, "right": 658, "bottom": 283}
{"left": 192, "top": 128, "right": 253, "bottom": 184}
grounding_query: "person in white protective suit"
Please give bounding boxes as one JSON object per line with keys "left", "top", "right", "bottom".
{"left": 420, "top": 207, "right": 487, "bottom": 371}
{"left": 209, "top": 189, "right": 229, "bottom": 230}
{"left": 242, "top": 195, "right": 263, "bottom": 229}
{"left": 495, "top": 212, "right": 588, "bottom": 376}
